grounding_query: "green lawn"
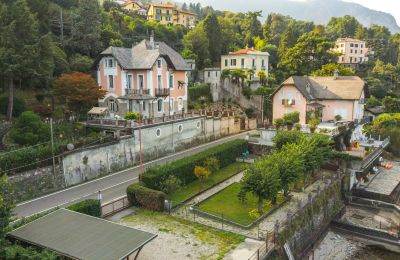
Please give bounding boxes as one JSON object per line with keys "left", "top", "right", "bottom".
{"left": 197, "top": 183, "right": 286, "bottom": 226}
{"left": 167, "top": 162, "right": 247, "bottom": 204}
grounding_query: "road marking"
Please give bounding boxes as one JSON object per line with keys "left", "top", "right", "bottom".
{"left": 16, "top": 133, "right": 246, "bottom": 207}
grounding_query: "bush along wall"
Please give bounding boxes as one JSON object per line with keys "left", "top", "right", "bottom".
{"left": 127, "top": 183, "right": 166, "bottom": 212}
{"left": 141, "top": 139, "right": 248, "bottom": 190}
{"left": 67, "top": 199, "right": 102, "bottom": 217}
{"left": 188, "top": 83, "right": 211, "bottom": 101}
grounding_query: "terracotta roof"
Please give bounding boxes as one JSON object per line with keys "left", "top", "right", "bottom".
{"left": 274, "top": 76, "right": 365, "bottom": 101}
{"left": 229, "top": 48, "right": 255, "bottom": 55}
{"left": 151, "top": 3, "right": 175, "bottom": 8}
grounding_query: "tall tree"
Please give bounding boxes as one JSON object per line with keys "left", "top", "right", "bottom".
{"left": 203, "top": 13, "right": 222, "bottom": 63}
{"left": 0, "top": 0, "right": 40, "bottom": 121}
{"left": 54, "top": 72, "right": 106, "bottom": 120}
{"left": 70, "top": 0, "right": 102, "bottom": 56}
{"left": 239, "top": 162, "right": 280, "bottom": 214}
{"left": 326, "top": 15, "right": 363, "bottom": 40}
{"left": 278, "top": 31, "right": 336, "bottom": 76}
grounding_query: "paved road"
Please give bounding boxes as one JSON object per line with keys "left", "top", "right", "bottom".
{"left": 14, "top": 132, "right": 248, "bottom": 218}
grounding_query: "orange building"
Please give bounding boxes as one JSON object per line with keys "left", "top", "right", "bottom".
{"left": 94, "top": 35, "right": 191, "bottom": 119}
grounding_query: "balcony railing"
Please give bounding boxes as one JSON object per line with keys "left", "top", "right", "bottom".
{"left": 125, "top": 88, "right": 150, "bottom": 96}
{"left": 155, "top": 88, "right": 170, "bottom": 97}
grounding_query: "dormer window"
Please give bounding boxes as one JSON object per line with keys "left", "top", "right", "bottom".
{"left": 106, "top": 58, "right": 114, "bottom": 68}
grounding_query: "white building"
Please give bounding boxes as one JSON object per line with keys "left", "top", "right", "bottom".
{"left": 333, "top": 38, "right": 373, "bottom": 67}
{"left": 221, "top": 48, "right": 269, "bottom": 79}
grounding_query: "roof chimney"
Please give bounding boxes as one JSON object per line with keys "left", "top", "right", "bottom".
{"left": 333, "top": 69, "right": 339, "bottom": 79}
{"left": 150, "top": 30, "right": 155, "bottom": 49}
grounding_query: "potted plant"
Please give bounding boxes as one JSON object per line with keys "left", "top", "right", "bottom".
{"left": 274, "top": 118, "right": 284, "bottom": 129}
{"left": 334, "top": 114, "right": 342, "bottom": 122}
{"left": 286, "top": 120, "right": 294, "bottom": 130}
{"left": 309, "top": 118, "right": 320, "bottom": 133}
{"left": 295, "top": 123, "right": 302, "bottom": 131}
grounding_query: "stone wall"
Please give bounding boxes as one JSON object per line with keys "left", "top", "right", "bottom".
{"left": 8, "top": 163, "right": 65, "bottom": 202}
{"left": 63, "top": 115, "right": 243, "bottom": 186}
{"left": 9, "top": 115, "right": 254, "bottom": 200}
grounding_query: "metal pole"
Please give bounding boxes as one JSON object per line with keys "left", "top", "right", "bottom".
{"left": 139, "top": 101, "right": 143, "bottom": 180}
{"left": 50, "top": 118, "right": 56, "bottom": 176}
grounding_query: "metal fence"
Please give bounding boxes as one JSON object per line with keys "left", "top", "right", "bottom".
{"left": 101, "top": 195, "right": 130, "bottom": 218}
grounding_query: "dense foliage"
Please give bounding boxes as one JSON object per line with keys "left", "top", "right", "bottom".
{"left": 0, "top": 176, "right": 57, "bottom": 259}
{"left": 367, "top": 113, "right": 400, "bottom": 156}
{"left": 240, "top": 132, "right": 334, "bottom": 206}
{"left": 126, "top": 183, "right": 166, "bottom": 212}
{"left": 67, "top": 199, "right": 101, "bottom": 217}
{"left": 10, "top": 111, "right": 50, "bottom": 146}
{"left": 141, "top": 140, "right": 247, "bottom": 190}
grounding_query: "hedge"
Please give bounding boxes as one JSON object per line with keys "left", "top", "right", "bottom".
{"left": 142, "top": 139, "right": 247, "bottom": 190}
{"left": 127, "top": 183, "right": 166, "bottom": 211}
{"left": 67, "top": 199, "right": 102, "bottom": 217}
{"left": 188, "top": 83, "right": 211, "bottom": 101}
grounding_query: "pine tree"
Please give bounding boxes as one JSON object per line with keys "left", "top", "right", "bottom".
{"left": 203, "top": 13, "right": 222, "bottom": 64}
{"left": 0, "top": 0, "right": 40, "bottom": 120}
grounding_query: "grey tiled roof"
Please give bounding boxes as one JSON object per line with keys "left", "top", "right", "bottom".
{"left": 278, "top": 76, "right": 365, "bottom": 101}
{"left": 100, "top": 40, "right": 190, "bottom": 71}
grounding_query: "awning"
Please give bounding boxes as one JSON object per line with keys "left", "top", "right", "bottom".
{"left": 88, "top": 107, "right": 109, "bottom": 115}
{"left": 8, "top": 209, "right": 156, "bottom": 260}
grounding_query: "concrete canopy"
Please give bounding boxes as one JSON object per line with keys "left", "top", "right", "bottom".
{"left": 8, "top": 209, "right": 156, "bottom": 260}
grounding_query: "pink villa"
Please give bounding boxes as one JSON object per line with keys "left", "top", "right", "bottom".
{"left": 272, "top": 74, "right": 366, "bottom": 125}
{"left": 94, "top": 36, "right": 191, "bottom": 119}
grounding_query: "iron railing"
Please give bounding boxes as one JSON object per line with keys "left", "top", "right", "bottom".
{"left": 101, "top": 195, "right": 130, "bottom": 218}
{"left": 125, "top": 88, "right": 150, "bottom": 96}
{"left": 155, "top": 88, "right": 170, "bottom": 97}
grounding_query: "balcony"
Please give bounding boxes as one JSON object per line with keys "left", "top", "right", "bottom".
{"left": 155, "top": 88, "right": 170, "bottom": 97}
{"left": 125, "top": 89, "right": 150, "bottom": 96}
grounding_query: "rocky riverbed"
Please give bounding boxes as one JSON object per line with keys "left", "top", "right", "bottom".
{"left": 312, "top": 231, "right": 399, "bottom": 260}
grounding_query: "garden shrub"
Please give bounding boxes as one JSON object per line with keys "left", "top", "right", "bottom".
{"left": 203, "top": 156, "right": 219, "bottom": 174}
{"left": 142, "top": 140, "right": 247, "bottom": 190}
{"left": 126, "top": 183, "right": 166, "bottom": 211}
{"left": 67, "top": 199, "right": 101, "bottom": 217}
{"left": 283, "top": 112, "right": 300, "bottom": 124}
{"left": 160, "top": 175, "right": 182, "bottom": 195}
{"left": 188, "top": 83, "right": 211, "bottom": 101}
{"left": 10, "top": 111, "right": 50, "bottom": 146}
{"left": 274, "top": 131, "right": 305, "bottom": 150}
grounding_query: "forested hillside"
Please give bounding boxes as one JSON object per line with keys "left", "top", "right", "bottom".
{"left": 1, "top": 0, "right": 400, "bottom": 122}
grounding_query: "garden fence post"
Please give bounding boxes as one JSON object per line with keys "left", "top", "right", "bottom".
{"left": 221, "top": 213, "right": 224, "bottom": 231}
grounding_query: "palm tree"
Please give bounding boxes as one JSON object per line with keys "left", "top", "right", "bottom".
{"left": 247, "top": 68, "right": 255, "bottom": 80}
{"left": 257, "top": 71, "right": 267, "bottom": 86}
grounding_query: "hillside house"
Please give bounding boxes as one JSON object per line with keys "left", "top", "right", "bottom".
{"left": 94, "top": 35, "right": 191, "bottom": 119}
{"left": 272, "top": 74, "right": 366, "bottom": 125}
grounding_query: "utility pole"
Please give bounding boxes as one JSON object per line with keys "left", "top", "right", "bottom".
{"left": 139, "top": 101, "right": 143, "bottom": 181}
{"left": 50, "top": 118, "right": 56, "bottom": 176}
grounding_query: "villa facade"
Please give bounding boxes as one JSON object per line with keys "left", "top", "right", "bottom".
{"left": 94, "top": 36, "right": 191, "bottom": 119}
{"left": 272, "top": 75, "right": 366, "bottom": 125}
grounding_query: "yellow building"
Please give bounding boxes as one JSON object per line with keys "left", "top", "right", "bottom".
{"left": 121, "top": 1, "right": 147, "bottom": 16}
{"left": 147, "top": 3, "right": 175, "bottom": 26}
{"left": 174, "top": 10, "right": 196, "bottom": 28}
{"left": 147, "top": 3, "right": 196, "bottom": 28}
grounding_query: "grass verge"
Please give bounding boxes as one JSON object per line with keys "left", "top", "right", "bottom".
{"left": 167, "top": 162, "right": 247, "bottom": 204}
{"left": 197, "top": 183, "right": 286, "bottom": 226}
